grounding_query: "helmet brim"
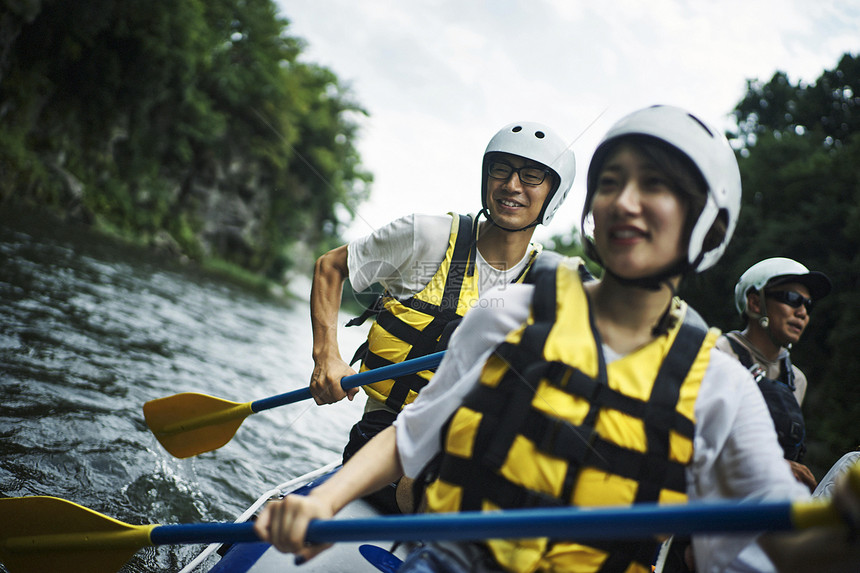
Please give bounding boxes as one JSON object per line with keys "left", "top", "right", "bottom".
{"left": 767, "top": 271, "right": 832, "bottom": 300}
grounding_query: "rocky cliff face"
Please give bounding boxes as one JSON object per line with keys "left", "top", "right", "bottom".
{"left": 46, "top": 147, "right": 278, "bottom": 273}
{"left": 187, "top": 156, "right": 270, "bottom": 268}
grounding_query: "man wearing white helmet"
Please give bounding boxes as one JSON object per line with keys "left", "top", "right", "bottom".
{"left": 306, "top": 122, "right": 576, "bottom": 511}
{"left": 259, "top": 106, "right": 860, "bottom": 572}
{"left": 716, "top": 257, "right": 832, "bottom": 491}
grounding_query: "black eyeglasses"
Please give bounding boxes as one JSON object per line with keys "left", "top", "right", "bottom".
{"left": 765, "top": 290, "right": 814, "bottom": 313}
{"left": 487, "top": 161, "right": 550, "bottom": 186}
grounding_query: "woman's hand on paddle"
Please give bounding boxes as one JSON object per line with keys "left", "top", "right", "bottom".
{"left": 254, "top": 493, "right": 334, "bottom": 562}
{"left": 309, "top": 356, "right": 358, "bottom": 405}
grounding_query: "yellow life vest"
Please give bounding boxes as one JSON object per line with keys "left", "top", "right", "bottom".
{"left": 423, "top": 257, "right": 719, "bottom": 573}
{"left": 358, "top": 213, "right": 540, "bottom": 412}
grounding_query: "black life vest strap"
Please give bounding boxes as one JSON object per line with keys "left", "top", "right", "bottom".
{"left": 633, "top": 314, "right": 707, "bottom": 503}
{"left": 357, "top": 214, "right": 474, "bottom": 411}
{"left": 434, "top": 370, "right": 665, "bottom": 572}
{"left": 475, "top": 261, "right": 560, "bottom": 470}
{"left": 358, "top": 349, "right": 430, "bottom": 410}
{"left": 434, "top": 270, "right": 704, "bottom": 572}
{"left": 511, "top": 244, "right": 541, "bottom": 283}
{"left": 593, "top": 538, "right": 658, "bottom": 573}
{"left": 345, "top": 293, "right": 386, "bottom": 328}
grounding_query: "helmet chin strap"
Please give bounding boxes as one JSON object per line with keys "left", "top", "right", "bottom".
{"left": 479, "top": 207, "right": 539, "bottom": 233}
{"left": 586, "top": 238, "right": 692, "bottom": 291}
{"left": 601, "top": 263, "right": 684, "bottom": 292}
{"left": 584, "top": 238, "right": 691, "bottom": 336}
{"left": 468, "top": 208, "right": 537, "bottom": 277}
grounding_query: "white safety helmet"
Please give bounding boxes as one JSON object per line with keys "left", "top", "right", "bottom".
{"left": 481, "top": 122, "right": 576, "bottom": 227}
{"left": 583, "top": 105, "right": 742, "bottom": 274}
{"left": 734, "top": 257, "right": 832, "bottom": 317}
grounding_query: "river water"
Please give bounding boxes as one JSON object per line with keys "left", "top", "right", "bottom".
{"left": 0, "top": 208, "right": 369, "bottom": 572}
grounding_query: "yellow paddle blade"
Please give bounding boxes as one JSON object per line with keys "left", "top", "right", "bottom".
{"left": 143, "top": 392, "right": 254, "bottom": 458}
{"left": 0, "top": 496, "right": 155, "bottom": 573}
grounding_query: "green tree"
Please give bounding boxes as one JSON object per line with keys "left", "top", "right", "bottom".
{"left": 0, "top": 0, "right": 370, "bottom": 279}
{"left": 681, "top": 53, "right": 860, "bottom": 476}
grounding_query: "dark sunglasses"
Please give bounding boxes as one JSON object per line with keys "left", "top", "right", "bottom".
{"left": 765, "top": 290, "right": 814, "bottom": 313}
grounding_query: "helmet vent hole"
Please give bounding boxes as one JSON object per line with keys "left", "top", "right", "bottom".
{"left": 534, "top": 131, "right": 545, "bottom": 139}
{"left": 511, "top": 126, "right": 523, "bottom": 133}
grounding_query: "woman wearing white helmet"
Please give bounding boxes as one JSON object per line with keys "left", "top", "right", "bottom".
{"left": 307, "top": 121, "right": 576, "bottom": 512}
{"left": 258, "top": 107, "right": 859, "bottom": 572}
{"left": 716, "top": 257, "right": 832, "bottom": 490}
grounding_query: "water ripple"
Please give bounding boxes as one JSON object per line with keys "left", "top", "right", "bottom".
{"left": 0, "top": 211, "right": 370, "bottom": 572}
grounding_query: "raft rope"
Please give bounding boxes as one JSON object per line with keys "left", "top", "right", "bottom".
{"left": 178, "top": 460, "right": 341, "bottom": 573}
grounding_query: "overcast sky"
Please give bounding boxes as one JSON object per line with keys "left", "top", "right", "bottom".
{"left": 276, "top": 1, "right": 859, "bottom": 244}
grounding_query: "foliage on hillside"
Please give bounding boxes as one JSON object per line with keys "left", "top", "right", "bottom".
{"left": 680, "top": 53, "right": 860, "bottom": 474}
{"left": 3, "top": 0, "right": 857, "bottom": 477}
{"left": 0, "top": 0, "right": 371, "bottom": 279}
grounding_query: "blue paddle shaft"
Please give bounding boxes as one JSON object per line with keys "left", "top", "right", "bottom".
{"left": 305, "top": 502, "right": 795, "bottom": 543}
{"left": 151, "top": 522, "right": 259, "bottom": 545}
{"left": 147, "top": 500, "right": 796, "bottom": 547}
{"left": 250, "top": 351, "right": 446, "bottom": 413}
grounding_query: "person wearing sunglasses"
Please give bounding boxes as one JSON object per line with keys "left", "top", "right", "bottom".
{"left": 257, "top": 107, "right": 860, "bottom": 572}
{"left": 716, "top": 257, "right": 832, "bottom": 491}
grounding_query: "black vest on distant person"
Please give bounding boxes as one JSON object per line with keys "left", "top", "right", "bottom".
{"left": 726, "top": 336, "right": 806, "bottom": 462}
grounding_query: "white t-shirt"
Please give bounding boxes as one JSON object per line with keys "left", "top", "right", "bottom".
{"left": 347, "top": 213, "right": 535, "bottom": 299}
{"left": 394, "top": 283, "right": 810, "bottom": 573}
